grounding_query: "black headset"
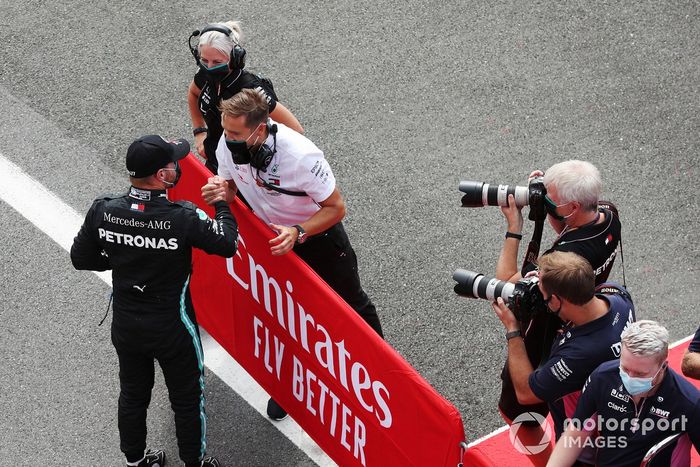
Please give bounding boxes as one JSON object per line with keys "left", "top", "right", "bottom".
{"left": 250, "top": 122, "right": 278, "bottom": 171}
{"left": 251, "top": 123, "right": 306, "bottom": 197}
{"left": 188, "top": 24, "right": 246, "bottom": 70}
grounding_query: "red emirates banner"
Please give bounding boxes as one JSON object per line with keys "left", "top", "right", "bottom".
{"left": 170, "top": 154, "right": 466, "bottom": 466}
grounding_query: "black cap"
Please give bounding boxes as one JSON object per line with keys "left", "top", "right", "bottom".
{"left": 126, "top": 135, "right": 190, "bottom": 178}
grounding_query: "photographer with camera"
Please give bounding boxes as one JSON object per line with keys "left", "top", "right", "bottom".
{"left": 490, "top": 251, "right": 634, "bottom": 465}
{"left": 493, "top": 160, "right": 619, "bottom": 285}
{"left": 461, "top": 161, "right": 623, "bottom": 450}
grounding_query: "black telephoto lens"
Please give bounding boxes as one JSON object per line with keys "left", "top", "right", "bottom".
{"left": 453, "top": 269, "right": 483, "bottom": 297}
{"left": 458, "top": 181, "right": 487, "bottom": 207}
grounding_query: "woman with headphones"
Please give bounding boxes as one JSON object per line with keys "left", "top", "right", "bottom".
{"left": 187, "top": 21, "right": 304, "bottom": 173}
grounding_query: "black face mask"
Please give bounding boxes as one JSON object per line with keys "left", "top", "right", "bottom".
{"left": 226, "top": 139, "right": 251, "bottom": 165}
{"left": 225, "top": 123, "right": 263, "bottom": 165}
{"left": 544, "top": 195, "right": 575, "bottom": 222}
{"left": 544, "top": 294, "right": 562, "bottom": 317}
{"left": 199, "top": 63, "right": 229, "bottom": 81}
{"left": 225, "top": 123, "right": 277, "bottom": 170}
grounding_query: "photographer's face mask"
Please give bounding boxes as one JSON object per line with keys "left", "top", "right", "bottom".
{"left": 544, "top": 195, "right": 575, "bottom": 222}
{"left": 543, "top": 294, "right": 562, "bottom": 316}
{"left": 226, "top": 124, "right": 262, "bottom": 165}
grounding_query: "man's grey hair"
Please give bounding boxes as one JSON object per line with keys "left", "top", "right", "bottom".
{"left": 621, "top": 320, "right": 669, "bottom": 362}
{"left": 543, "top": 160, "right": 602, "bottom": 210}
{"left": 198, "top": 21, "right": 243, "bottom": 58}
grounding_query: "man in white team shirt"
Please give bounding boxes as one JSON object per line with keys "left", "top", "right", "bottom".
{"left": 201, "top": 88, "right": 383, "bottom": 421}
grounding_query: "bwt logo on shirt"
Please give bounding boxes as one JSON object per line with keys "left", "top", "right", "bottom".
{"left": 649, "top": 406, "right": 670, "bottom": 418}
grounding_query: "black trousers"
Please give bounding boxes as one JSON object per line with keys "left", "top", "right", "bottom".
{"left": 205, "top": 159, "right": 218, "bottom": 177}
{"left": 203, "top": 137, "right": 218, "bottom": 175}
{"left": 293, "top": 222, "right": 383, "bottom": 338}
{"left": 498, "top": 311, "right": 561, "bottom": 421}
{"left": 111, "top": 294, "right": 206, "bottom": 465}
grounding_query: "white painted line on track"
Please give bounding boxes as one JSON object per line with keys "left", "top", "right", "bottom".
{"left": 0, "top": 153, "right": 335, "bottom": 467}
{"left": 670, "top": 334, "right": 694, "bottom": 348}
{"left": 0, "top": 155, "right": 113, "bottom": 286}
{"left": 200, "top": 330, "right": 331, "bottom": 465}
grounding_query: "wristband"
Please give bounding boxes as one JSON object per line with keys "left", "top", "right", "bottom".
{"left": 193, "top": 127, "right": 208, "bottom": 136}
{"left": 293, "top": 224, "right": 308, "bottom": 244}
{"left": 505, "top": 231, "right": 523, "bottom": 240}
{"left": 506, "top": 330, "right": 522, "bottom": 341}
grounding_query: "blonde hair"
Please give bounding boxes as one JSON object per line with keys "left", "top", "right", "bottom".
{"left": 199, "top": 21, "right": 243, "bottom": 57}
{"left": 621, "top": 320, "right": 669, "bottom": 362}
{"left": 543, "top": 160, "right": 601, "bottom": 211}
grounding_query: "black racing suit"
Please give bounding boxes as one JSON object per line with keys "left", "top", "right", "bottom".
{"left": 70, "top": 186, "right": 238, "bottom": 465}
{"left": 499, "top": 208, "right": 622, "bottom": 422}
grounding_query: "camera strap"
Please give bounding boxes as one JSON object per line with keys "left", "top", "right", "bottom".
{"left": 599, "top": 201, "right": 627, "bottom": 289}
{"left": 618, "top": 234, "right": 627, "bottom": 288}
{"left": 521, "top": 214, "right": 545, "bottom": 272}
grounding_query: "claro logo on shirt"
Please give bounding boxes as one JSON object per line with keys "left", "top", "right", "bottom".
{"left": 98, "top": 228, "right": 178, "bottom": 250}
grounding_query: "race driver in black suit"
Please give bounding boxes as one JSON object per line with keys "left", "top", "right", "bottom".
{"left": 71, "top": 135, "right": 237, "bottom": 467}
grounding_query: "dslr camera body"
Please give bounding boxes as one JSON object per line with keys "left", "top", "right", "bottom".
{"left": 459, "top": 176, "right": 547, "bottom": 222}
{"left": 453, "top": 270, "right": 547, "bottom": 323}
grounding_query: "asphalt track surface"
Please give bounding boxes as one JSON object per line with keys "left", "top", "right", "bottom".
{"left": 0, "top": 0, "right": 698, "bottom": 465}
